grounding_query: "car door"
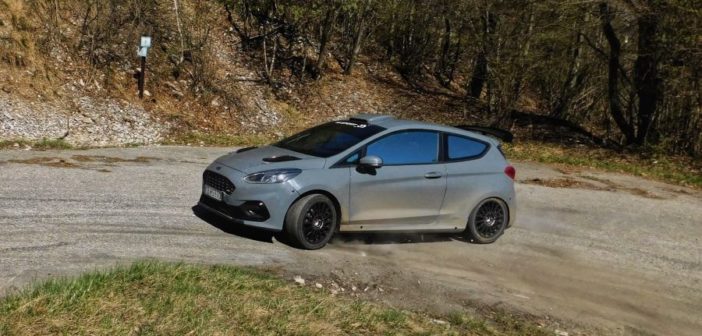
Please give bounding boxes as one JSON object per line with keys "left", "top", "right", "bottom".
{"left": 438, "top": 133, "right": 492, "bottom": 228}
{"left": 348, "top": 130, "right": 447, "bottom": 230}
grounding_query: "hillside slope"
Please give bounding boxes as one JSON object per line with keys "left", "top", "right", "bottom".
{"left": 0, "top": 0, "right": 490, "bottom": 148}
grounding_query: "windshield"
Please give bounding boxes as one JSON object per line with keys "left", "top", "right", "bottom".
{"left": 275, "top": 121, "right": 385, "bottom": 157}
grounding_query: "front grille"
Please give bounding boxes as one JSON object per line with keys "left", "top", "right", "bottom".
{"left": 203, "top": 170, "right": 235, "bottom": 194}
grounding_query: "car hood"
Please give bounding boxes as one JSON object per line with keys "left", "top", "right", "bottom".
{"left": 214, "top": 145, "right": 326, "bottom": 174}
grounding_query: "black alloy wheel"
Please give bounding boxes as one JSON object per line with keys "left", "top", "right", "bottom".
{"left": 285, "top": 194, "right": 337, "bottom": 249}
{"left": 302, "top": 202, "right": 334, "bottom": 245}
{"left": 465, "top": 198, "right": 508, "bottom": 244}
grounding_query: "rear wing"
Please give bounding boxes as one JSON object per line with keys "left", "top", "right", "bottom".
{"left": 454, "top": 125, "right": 514, "bottom": 143}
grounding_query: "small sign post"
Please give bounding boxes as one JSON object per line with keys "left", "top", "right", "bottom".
{"left": 137, "top": 36, "right": 151, "bottom": 99}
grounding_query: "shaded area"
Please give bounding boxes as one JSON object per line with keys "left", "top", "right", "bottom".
{"left": 332, "top": 232, "right": 459, "bottom": 246}
{"left": 192, "top": 205, "right": 275, "bottom": 244}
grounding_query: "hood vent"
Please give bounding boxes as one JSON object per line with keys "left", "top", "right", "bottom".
{"left": 262, "top": 155, "right": 301, "bottom": 163}
{"left": 236, "top": 146, "right": 257, "bottom": 153}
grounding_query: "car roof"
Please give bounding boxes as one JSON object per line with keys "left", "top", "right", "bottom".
{"left": 348, "top": 114, "right": 500, "bottom": 145}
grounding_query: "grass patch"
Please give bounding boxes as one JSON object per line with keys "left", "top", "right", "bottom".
{"left": 164, "top": 131, "right": 273, "bottom": 147}
{"left": 504, "top": 142, "right": 702, "bottom": 188}
{"left": 33, "top": 138, "right": 73, "bottom": 150}
{"left": 0, "top": 139, "right": 32, "bottom": 149}
{"left": 0, "top": 138, "right": 72, "bottom": 150}
{"left": 0, "top": 261, "right": 549, "bottom": 336}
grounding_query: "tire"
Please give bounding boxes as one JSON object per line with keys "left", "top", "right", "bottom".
{"left": 465, "top": 198, "right": 508, "bottom": 244}
{"left": 284, "top": 194, "right": 337, "bottom": 250}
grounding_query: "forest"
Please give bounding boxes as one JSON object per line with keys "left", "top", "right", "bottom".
{"left": 222, "top": 0, "right": 702, "bottom": 156}
{"left": 3, "top": 0, "right": 702, "bottom": 157}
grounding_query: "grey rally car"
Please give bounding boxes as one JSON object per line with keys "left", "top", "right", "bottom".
{"left": 198, "top": 114, "right": 516, "bottom": 249}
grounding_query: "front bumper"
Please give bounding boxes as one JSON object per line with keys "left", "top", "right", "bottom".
{"left": 198, "top": 196, "right": 270, "bottom": 222}
{"left": 198, "top": 164, "right": 300, "bottom": 231}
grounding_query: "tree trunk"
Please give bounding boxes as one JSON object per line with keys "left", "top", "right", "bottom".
{"left": 599, "top": 2, "right": 635, "bottom": 144}
{"left": 633, "top": 13, "right": 660, "bottom": 145}
{"left": 435, "top": 17, "right": 452, "bottom": 87}
{"left": 172, "top": 0, "right": 185, "bottom": 63}
{"left": 344, "top": 1, "right": 370, "bottom": 76}
{"left": 511, "top": 10, "right": 535, "bottom": 107}
{"left": 315, "top": 5, "right": 338, "bottom": 79}
{"left": 468, "top": 52, "right": 487, "bottom": 98}
{"left": 552, "top": 10, "right": 588, "bottom": 118}
{"left": 468, "top": 7, "right": 496, "bottom": 100}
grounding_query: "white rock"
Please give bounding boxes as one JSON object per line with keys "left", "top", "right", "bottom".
{"left": 293, "top": 276, "right": 305, "bottom": 286}
{"left": 555, "top": 330, "right": 569, "bottom": 336}
{"left": 315, "top": 283, "right": 323, "bottom": 289}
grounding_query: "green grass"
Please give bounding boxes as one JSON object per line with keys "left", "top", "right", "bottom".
{"left": 0, "top": 138, "right": 73, "bottom": 150}
{"left": 0, "top": 261, "right": 549, "bottom": 336}
{"left": 504, "top": 142, "right": 702, "bottom": 188}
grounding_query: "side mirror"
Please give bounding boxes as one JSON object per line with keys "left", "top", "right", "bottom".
{"left": 359, "top": 155, "right": 383, "bottom": 169}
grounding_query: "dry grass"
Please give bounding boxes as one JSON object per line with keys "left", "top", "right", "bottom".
{"left": 3, "top": 154, "right": 158, "bottom": 171}
{"left": 0, "top": 0, "right": 35, "bottom": 67}
{"left": 520, "top": 176, "right": 665, "bottom": 199}
{"left": 0, "top": 138, "right": 73, "bottom": 150}
{"left": 520, "top": 177, "right": 605, "bottom": 190}
{"left": 505, "top": 142, "right": 702, "bottom": 189}
{"left": 0, "top": 261, "right": 550, "bottom": 336}
{"left": 70, "top": 155, "right": 158, "bottom": 164}
{"left": 7, "top": 157, "right": 79, "bottom": 168}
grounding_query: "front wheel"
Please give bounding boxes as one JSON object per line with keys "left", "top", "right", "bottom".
{"left": 465, "top": 198, "right": 508, "bottom": 244}
{"left": 284, "top": 194, "right": 337, "bottom": 250}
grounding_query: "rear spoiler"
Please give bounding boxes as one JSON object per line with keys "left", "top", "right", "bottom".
{"left": 454, "top": 125, "right": 514, "bottom": 143}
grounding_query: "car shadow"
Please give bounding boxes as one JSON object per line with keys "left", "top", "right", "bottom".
{"left": 193, "top": 205, "right": 472, "bottom": 247}
{"left": 192, "top": 205, "right": 276, "bottom": 244}
{"left": 330, "top": 232, "right": 466, "bottom": 245}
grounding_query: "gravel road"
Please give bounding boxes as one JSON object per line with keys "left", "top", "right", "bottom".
{"left": 1, "top": 146, "right": 700, "bottom": 335}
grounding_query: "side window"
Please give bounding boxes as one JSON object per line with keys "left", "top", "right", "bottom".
{"left": 447, "top": 134, "right": 488, "bottom": 160}
{"left": 366, "top": 131, "right": 439, "bottom": 165}
{"left": 344, "top": 151, "right": 360, "bottom": 165}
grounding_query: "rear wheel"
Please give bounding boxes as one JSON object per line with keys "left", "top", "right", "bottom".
{"left": 285, "top": 194, "right": 337, "bottom": 250}
{"left": 465, "top": 198, "right": 508, "bottom": 244}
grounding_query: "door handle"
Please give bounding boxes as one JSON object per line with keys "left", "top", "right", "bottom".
{"left": 424, "top": 172, "right": 443, "bottom": 179}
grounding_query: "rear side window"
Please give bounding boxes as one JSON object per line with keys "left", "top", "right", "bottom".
{"left": 367, "top": 131, "right": 439, "bottom": 165}
{"left": 447, "top": 134, "right": 488, "bottom": 160}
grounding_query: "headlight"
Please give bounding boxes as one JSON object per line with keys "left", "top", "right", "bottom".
{"left": 244, "top": 168, "right": 301, "bottom": 184}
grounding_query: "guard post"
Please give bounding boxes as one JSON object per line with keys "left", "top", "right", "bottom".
{"left": 137, "top": 35, "right": 151, "bottom": 99}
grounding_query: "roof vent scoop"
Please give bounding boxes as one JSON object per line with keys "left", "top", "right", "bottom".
{"left": 348, "top": 114, "right": 394, "bottom": 124}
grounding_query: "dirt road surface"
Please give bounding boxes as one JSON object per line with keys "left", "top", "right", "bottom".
{"left": 1, "top": 147, "right": 700, "bottom": 335}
